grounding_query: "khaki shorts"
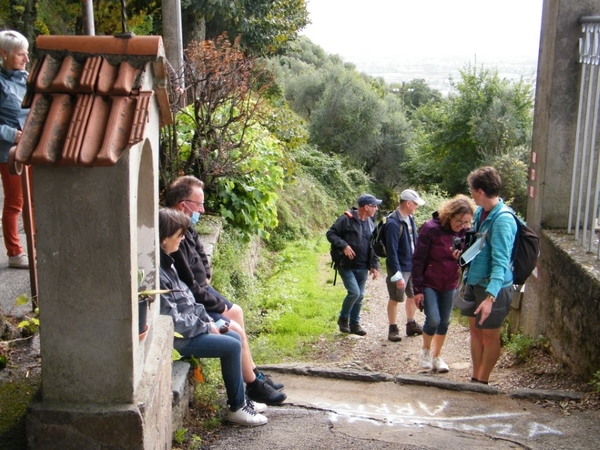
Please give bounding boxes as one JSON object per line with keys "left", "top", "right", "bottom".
{"left": 386, "top": 272, "right": 414, "bottom": 301}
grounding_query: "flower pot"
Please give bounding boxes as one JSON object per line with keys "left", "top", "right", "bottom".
{"left": 138, "top": 297, "right": 149, "bottom": 335}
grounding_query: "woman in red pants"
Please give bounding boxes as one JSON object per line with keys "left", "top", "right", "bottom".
{"left": 0, "top": 30, "right": 30, "bottom": 269}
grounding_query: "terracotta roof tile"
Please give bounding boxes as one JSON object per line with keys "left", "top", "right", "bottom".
{"left": 14, "top": 35, "right": 172, "bottom": 167}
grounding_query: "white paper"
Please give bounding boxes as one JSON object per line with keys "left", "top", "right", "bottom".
{"left": 459, "top": 230, "right": 487, "bottom": 266}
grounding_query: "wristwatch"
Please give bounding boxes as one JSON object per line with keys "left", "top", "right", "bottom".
{"left": 487, "top": 294, "right": 496, "bottom": 303}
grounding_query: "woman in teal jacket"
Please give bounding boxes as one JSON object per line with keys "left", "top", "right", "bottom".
{"left": 462, "top": 167, "right": 517, "bottom": 384}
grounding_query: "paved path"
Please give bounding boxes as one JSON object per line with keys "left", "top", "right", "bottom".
{"left": 212, "top": 369, "right": 599, "bottom": 450}
{"left": 0, "top": 187, "right": 31, "bottom": 318}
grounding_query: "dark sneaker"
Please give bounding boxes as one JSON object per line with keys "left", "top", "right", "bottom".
{"left": 337, "top": 316, "right": 350, "bottom": 333}
{"left": 350, "top": 323, "right": 366, "bottom": 336}
{"left": 406, "top": 320, "right": 423, "bottom": 336}
{"left": 246, "top": 379, "right": 287, "bottom": 405}
{"left": 388, "top": 324, "right": 402, "bottom": 342}
{"left": 257, "top": 371, "right": 284, "bottom": 391}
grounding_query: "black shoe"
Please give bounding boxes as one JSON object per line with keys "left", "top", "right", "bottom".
{"left": 350, "top": 323, "right": 366, "bottom": 336}
{"left": 406, "top": 320, "right": 423, "bottom": 336}
{"left": 257, "top": 371, "right": 284, "bottom": 391}
{"left": 338, "top": 316, "right": 350, "bottom": 333}
{"left": 388, "top": 324, "right": 402, "bottom": 342}
{"left": 246, "top": 379, "right": 287, "bottom": 405}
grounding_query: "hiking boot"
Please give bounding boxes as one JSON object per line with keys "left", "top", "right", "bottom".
{"left": 406, "top": 320, "right": 423, "bottom": 336}
{"left": 337, "top": 316, "right": 350, "bottom": 333}
{"left": 350, "top": 322, "right": 366, "bottom": 336}
{"left": 227, "top": 402, "right": 268, "bottom": 426}
{"left": 388, "top": 324, "right": 402, "bottom": 342}
{"left": 433, "top": 356, "right": 449, "bottom": 373}
{"left": 246, "top": 379, "right": 287, "bottom": 405}
{"left": 8, "top": 253, "right": 29, "bottom": 269}
{"left": 257, "top": 371, "right": 284, "bottom": 391}
{"left": 420, "top": 349, "right": 433, "bottom": 369}
{"left": 245, "top": 395, "right": 267, "bottom": 413}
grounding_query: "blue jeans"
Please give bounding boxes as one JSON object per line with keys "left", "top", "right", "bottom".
{"left": 422, "top": 287, "right": 454, "bottom": 336}
{"left": 175, "top": 330, "right": 244, "bottom": 410}
{"left": 338, "top": 266, "right": 368, "bottom": 324}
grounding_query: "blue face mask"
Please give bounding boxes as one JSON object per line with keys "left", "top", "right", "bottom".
{"left": 190, "top": 211, "right": 201, "bottom": 225}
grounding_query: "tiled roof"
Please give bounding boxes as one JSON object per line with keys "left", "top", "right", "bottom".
{"left": 13, "top": 35, "right": 172, "bottom": 167}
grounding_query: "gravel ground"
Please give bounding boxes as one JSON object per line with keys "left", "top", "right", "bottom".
{"left": 313, "top": 274, "right": 600, "bottom": 409}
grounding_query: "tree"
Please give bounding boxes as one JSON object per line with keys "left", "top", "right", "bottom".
{"left": 161, "top": 35, "right": 272, "bottom": 189}
{"left": 402, "top": 63, "right": 534, "bottom": 209}
{"left": 182, "top": 0, "right": 309, "bottom": 56}
{"left": 308, "top": 67, "right": 384, "bottom": 166}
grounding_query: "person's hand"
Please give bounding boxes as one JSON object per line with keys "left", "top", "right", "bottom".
{"left": 414, "top": 293, "right": 424, "bottom": 311}
{"left": 209, "top": 323, "right": 220, "bottom": 334}
{"left": 395, "top": 278, "right": 405, "bottom": 289}
{"left": 14, "top": 130, "right": 22, "bottom": 144}
{"left": 475, "top": 296, "right": 494, "bottom": 325}
{"left": 343, "top": 245, "right": 356, "bottom": 260}
{"left": 451, "top": 249, "right": 461, "bottom": 260}
{"left": 370, "top": 268, "right": 379, "bottom": 280}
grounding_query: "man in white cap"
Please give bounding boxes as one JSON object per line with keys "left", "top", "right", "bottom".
{"left": 327, "top": 194, "right": 382, "bottom": 336}
{"left": 384, "top": 189, "right": 425, "bottom": 341}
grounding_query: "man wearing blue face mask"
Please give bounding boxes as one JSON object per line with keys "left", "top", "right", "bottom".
{"left": 164, "top": 176, "right": 286, "bottom": 405}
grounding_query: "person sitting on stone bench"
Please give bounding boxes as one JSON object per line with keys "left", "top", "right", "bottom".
{"left": 164, "top": 175, "right": 286, "bottom": 405}
{"left": 159, "top": 207, "right": 268, "bottom": 426}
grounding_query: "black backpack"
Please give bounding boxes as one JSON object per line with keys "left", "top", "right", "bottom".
{"left": 491, "top": 210, "right": 540, "bottom": 286}
{"left": 371, "top": 211, "right": 403, "bottom": 258}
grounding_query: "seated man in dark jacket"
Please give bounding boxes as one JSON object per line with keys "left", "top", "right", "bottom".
{"left": 164, "top": 176, "right": 285, "bottom": 405}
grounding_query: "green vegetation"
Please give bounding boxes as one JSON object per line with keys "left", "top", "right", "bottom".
{"left": 590, "top": 371, "right": 600, "bottom": 394}
{"left": 502, "top": 329, "right": 547, "bottom": 364}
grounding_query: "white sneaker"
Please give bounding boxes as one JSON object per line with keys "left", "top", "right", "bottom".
{"left": 8, "top": 253, "right": 29, "bottom": 269}
{"left": 433, "top": 356, "right": 449, "bottom": 373}
{"left": 227, "top": 403, "right": 268, "bottom": 426}
{"left": 420, "top": 349, "right": 433, "bottom": 369}
{"left": 245, "top": 395, "right": 267, "bottom": 413}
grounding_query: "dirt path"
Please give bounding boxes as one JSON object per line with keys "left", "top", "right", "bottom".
{"left": 317, "top": 274, "right": 596, "bottom": 399}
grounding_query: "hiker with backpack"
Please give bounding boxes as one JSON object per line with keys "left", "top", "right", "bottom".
{"left": 461, "top": 166, "right": 517, "bottom": 385}
{"left": 384, "top": 189, "right": 426, "bottom": 342}
{"left": 411, "top": 195, "right": 475, "bottom": 373}
{"left": 326, "top": 194, "right": 382, "bottom": 336}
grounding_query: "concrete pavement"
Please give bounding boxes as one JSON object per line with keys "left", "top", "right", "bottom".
{"left": 213, "top": 367, "right": 599, "bottom": 450}
{"left": 0, "top": 187, "right": 32, "bottom": 318}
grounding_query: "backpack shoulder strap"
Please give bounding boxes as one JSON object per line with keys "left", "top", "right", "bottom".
{"left": 389, "top": 210, "right": 404, "bottom": 238}
{"left": 488, "top": 207, "right": 520, "bottom": 258}
{"left": 344, "top": 210, "right": 353, "bottom": 218}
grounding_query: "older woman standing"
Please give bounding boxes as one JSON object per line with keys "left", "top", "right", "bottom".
{"left": 0, "top": 30, "right": 30, "bottom": 269}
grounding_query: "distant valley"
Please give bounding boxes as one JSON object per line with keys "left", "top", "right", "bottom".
{"left": 343, "top": 54, "right": 538, "bottom": 95}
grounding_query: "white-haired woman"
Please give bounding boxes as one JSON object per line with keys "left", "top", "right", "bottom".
{"left": 0, "top": 30, "right": 30, "bottom": 269}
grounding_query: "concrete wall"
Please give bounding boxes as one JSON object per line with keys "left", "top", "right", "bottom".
{"left": 517, "top": 0, "right": 600, "bottom": 378}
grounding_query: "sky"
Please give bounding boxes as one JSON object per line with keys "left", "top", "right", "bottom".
{"left": 301, "top": 0, "right": 544, "bottom": 61}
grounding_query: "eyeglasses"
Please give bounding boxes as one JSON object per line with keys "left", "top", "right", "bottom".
{"left": 453, "top": 218, "right": 471, "bottom": 226}
{"left": 182, "top": 199, "right": 204, "bottom": 207}
{"left": 367, "top": 204, "right": 379, "bottom": 208}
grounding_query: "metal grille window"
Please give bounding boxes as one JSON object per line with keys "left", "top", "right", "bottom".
{"left": 571, "top": 16, "right": 600, "bottom": 257}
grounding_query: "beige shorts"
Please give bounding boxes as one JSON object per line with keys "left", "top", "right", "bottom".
{"left": 386, "top": 272, "right": 414, "bottom": 301}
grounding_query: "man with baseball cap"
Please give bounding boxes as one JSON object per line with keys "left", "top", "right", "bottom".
{"left": 384, "top": 189, "right": 425, "bottom": 341}
{"left": 326, "top": 193, "right": 382, "bottom": 336}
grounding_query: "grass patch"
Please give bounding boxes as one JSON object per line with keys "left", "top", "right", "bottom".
{"left": 210, "top": 232, "right": 343, "bottom": 364}
{"left": 248, "top": 235, "right": 342, "bottom": 363}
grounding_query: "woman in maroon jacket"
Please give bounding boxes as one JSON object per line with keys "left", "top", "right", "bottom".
{"left": 412, "top": 195, "right": 474, "bottom": 373}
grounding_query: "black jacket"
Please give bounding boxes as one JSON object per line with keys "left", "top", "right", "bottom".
{"left": 170, "top": 226, "right": 227, "bottom": 313}
{"left": 326, "top": 208, "right": 380, "bottom": 270}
